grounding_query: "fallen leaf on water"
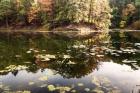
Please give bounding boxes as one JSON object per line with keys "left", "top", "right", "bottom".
{"left": 84, "top": 88, "right": 90, "bottom": 92}
{"left": 92, "top": 87, "right": 104, "bottom": 93}
{"left": 71, "top": 90, "right": 76, "bottom": 93}
{"left": 28, "top": 82, "right": 35, "bottom": 85}
{"left": 15, "top": 55, "right": 22, "bottom": 58}
{"left": 108, "top": 89, "right": 121, "bottom": 93}
{"left": 38, "top": 76, "right": 48, "bottom": 81}
{"left": 48, "top": 85, "right": 56, "bottom": 91}
{"left": 96, "top": 55, "right": 104, "bottom": 58}
{"left": 26, "top": 51, "right": 32, "bottom": 54}
{"left": 56, "top": 86, "right": 71, "bottom": 92}
{"left": 92, "top": 76, "right": 101, "bottom": 87}
{"left": 0, "top": 84, "right": 3, "bottom": 88}
{"left": 39, "top": 84, "right": 47, "bottom": 88}
{"left": 23, "top": 91, "right": 31, "bottom": 93}
{"left": 77, "top": 83, "right": 84, "bottom": 87}
{"left": 63, "top": 55, "right": 71, "bottom": 59}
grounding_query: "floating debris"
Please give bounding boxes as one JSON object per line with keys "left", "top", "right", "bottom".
{"left": 67, "top": 61, "right": 76, "bottom": 65}
{"left": 96, "top": 55, "right": 104, "bottom": 58}
{"left": 84, "top": 88, "right": 90, "bottom": 92}
{"left": 26, "top": 51, "right": 32, "bottom": 54}
{"left": 28, "top": 82, "right": 35, "bottom": 85}
{"left": 48, "top": 85, "right": 56, "bottom": 91}
{"left": 72, "top": 45, "right": 86, "bottom": 49}
{"left": 92, "top": 87, "right": 104, "bottom": 93}
{"left": 79, "top": 45, "right": 86, "bottom": 49}
{"left": 71, "top": 90, "right": 76, "bottom": 93}
{"left": 134, "top": 43, "right": 140, "bottom": 46}
{"left": 24, "top": 62, "right": 31, "bottom": 64}
{"left": 90, "top": 48, "right": 96, "bottom": 53}
{"left": 90, "top": 53, "right": 96, "bottom": 56}
{"left": 92, "top": 76, "right": 101, "bottom": 87}
{"left": 63, "top": 55, "right": 71, "bottom": 59}
{"left": 77, "top": 83, "right": 84, "bottom": 87}
{"left": 45, "top": 54, "right": 56, "bottom": 59}
{"left": 72, "top": 45, "right": 79, "bottom": 49}
{"left": 36, "top": 54, "right": 56, "bottom": 62}
{"left": 132, "top": 63, "right": 140, "bottom": 69}
{"left": 108, "top": 89, "right": 121, "bottom": 93}
{"left": 15, "top": 55, "right": 22, "bottom": 58}
{"left": 122, "top": 59, "right": 137, "bottom": 63}
{"left": 56, "top": 86, "right": 71, "bottom": 92}
{"left": 38, "top": 76, "right": 48, "bottom": 81}
{"left": 0, "top": 65, "right": 28, "bottom": 74}
{"left": 42, "top": 50, "right": 46, "bottom": 52}
{"left": 6, "top": 90, "right": 31, "bottom": 93}
{"left": 110, "top": 53, "right": 118, "bottom": 56}
{"left": 122, "top": 49, "right": 136, "bottom": 53}
{"left": 39, "top": 84, "right": 47, "bottom": 88}
{"left": 33, "top": 50, "right": 39, "bottom": 53}
{"left": 99, "top": 76, "right": 111, "bottom": 86}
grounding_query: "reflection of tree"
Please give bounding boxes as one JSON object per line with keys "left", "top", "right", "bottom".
{"left": 108, "top": 31, "right": 140, "bottom": 70}
{"left": 107, "top": 54, "right": 140, "bottom": 70}
{"left": 38, "top": 58, "right": 98, "bottom": 78}
{"left": 33, "top": 37, "right": 105, "bottom": 78}
{"left": 0, "top": 33, "right": 108, "bottom": 77}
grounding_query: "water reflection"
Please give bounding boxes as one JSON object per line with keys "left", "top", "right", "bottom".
{"left": 0, "top": 32, "right": 140, "bottom": 93}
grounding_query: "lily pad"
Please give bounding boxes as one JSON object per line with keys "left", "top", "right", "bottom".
{"left": 92, "top": 76, "right": 101, "bottom": 87}
{"left": 71, "top": 90, "right": 76, "bottom": 93}
{"left": 92, "top": 87, "right": 104, "bottom": 93}
{"left": 63, "top": 55, "right": 71, "bottom": 59}
{"left": 39, "top": 84, "right": 47, "bottom": 88}
{"left": 77, "top": 83, "right": 84, "bottom": 87}
{"left": 26, "top": 51, "right": 32, "bottom": 54}
{"left": 38, "top": 76, "right": 48, "bottom": 81}
{"left": 84, "top": 88, "right": 90, "bottom": 92}
{"left": 28, "top": 82, "right": 35, "bottom": 85}
{"left": 48, "top": 85, "right": 56, "bottom": 91}
{"left": 122, "top": 59, "right": 137, "bottom": 63}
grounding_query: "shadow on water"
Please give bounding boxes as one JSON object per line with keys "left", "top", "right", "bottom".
{"left": 0, "top": 31, "right": 140, "bottom": 93}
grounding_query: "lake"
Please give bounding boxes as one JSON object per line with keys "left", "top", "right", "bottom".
{"left": 0, "top": 31, "right": 140, "bottom": 93}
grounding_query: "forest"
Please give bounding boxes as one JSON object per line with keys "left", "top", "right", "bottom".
{"left": 0, "top": 0, "right": 139, "bottom": 30}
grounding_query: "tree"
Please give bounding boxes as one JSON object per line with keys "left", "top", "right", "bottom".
{"left": 0, "top": 0, "right": 16, "bottom": 27}
{"left": 16, "top": 0, "right": 33, "bottom": 25}
{"left": 52, "top": 0, "right": 111, "bottom": 30}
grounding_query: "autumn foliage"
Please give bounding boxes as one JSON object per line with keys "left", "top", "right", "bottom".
{"left": 0, "top": 0, "right": 111, "bottom": 30}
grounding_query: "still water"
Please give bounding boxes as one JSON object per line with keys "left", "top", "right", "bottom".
{"left": 0, "top": 31, "right": 140, "bottom": 93}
